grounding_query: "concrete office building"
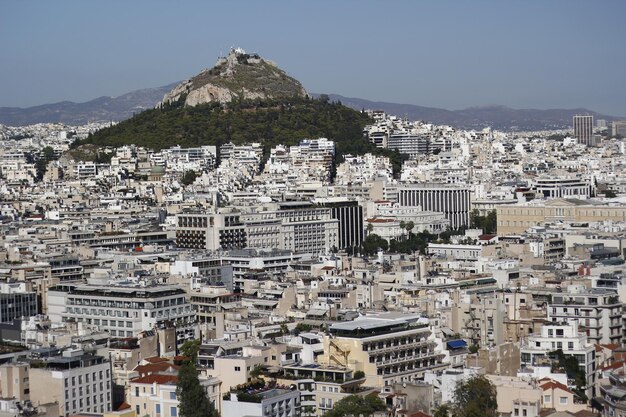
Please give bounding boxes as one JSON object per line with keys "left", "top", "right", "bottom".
{"left": 573, "top": 115, "right": 594, "bottom": 146}
{"left": 312, "top": 198, "right": 364, "bottom": 251}
{"left": 0, "top": 282, "right": 38, "bottom": 323}
{"left": 399, "top": 184, "right": 471, "bottom": 229}
{"left": 388, "top": 133, "right": 430, "bottom": 157}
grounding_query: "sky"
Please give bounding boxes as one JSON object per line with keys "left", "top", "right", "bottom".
{"left": 2, "top": 1, "right": 626, "bottom": 115}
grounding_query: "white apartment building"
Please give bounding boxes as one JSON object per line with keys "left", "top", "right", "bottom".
{"left": 319, "top": 313, "right": 449, "bottom": 387}
{"left": 427, "top": 243, "right": 483, "bottom": 261}
{"left": 547, "top": 286, "right": 622, "bottom": 345}
{"left": 47, "top": 283, "right": 196, "bottom": 343}
{"left": 520, "top": 321, "right": 595, "bottom": 398}
{"left": 222, "top": 388, "right": 300, "bottom": 417}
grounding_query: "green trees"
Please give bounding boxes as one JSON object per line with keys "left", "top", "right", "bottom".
{"left": 324, "top": 394, "right": 387, "bottom": 417}
{"left": 451, "top": 375, "right": 498, "bottom": 417}
{"left": 181, "top": 170, "right": 199, "bottom": 186}
{"left": 177, "top": 340, "right": 219, "bottom": 417}
{"left": 389, "top": 230, "right": 435, "bottom": 254}
{"left": 362, "top": 234, "right": 388, "bottom": 256}
{"left": 469, "top": 210, "right": 497, "bottom": 234}
{"left": 35, "top": 146, "right": 56, "bottom": 181}
{"left": 550, "top": 349, "right": 587, "bottom": 400}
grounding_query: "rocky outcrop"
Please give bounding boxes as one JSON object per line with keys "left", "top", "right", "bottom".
{"left": 160, "top": 48, "right": 307, "bottom": 107}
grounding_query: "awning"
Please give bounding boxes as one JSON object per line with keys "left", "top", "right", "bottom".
{"left": 447, "top": 340, "right": 468, "bottom": 350}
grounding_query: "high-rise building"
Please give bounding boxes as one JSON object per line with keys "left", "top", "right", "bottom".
{"left": 573, "top": 115, "right": 594, "bottom": 146}
{"left": 611, "top": 120, "right": 626, "bottom": 138}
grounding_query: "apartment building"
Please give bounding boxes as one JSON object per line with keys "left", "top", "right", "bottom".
{"left": 319, "top": 313, "right": 448, "bottom": 387}
{"left": 128, "top": 373, "right": 221, "bottom": 417}
{"left": 47, "top": 284, "right": 196, "bottom": 343}
{"left": 520, "top": 321, "right": 595, "bottom": 398}
{"left": 387, "top": 133, "right": 430, "bottom": 157}
{"left": 222, "top": 388, "right": 300, "bottom": 417}
{"left": 0, "top": 362, "right": 30, "bottom": 401}
{"left": 29, "top": 348, "right": 112, "bottom": 417}
{"left": 547, "top": 286, "right": 622, "bottom": 345}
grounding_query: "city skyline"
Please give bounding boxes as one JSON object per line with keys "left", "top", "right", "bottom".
{"left": 2, "top": 0, "right": 626, "bottom": 116}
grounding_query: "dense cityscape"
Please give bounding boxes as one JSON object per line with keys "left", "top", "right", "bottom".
{"left": 2, "top": 3, "right": 626, "bottom": 417}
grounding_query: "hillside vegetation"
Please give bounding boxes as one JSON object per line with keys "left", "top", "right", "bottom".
{"left": 78, "top": 97, "right": 407, "bottom": 173}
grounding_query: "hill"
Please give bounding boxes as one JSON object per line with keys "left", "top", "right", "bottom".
{"left": 318, "top": 94, "right": 622, "bottom": 131}
{"left": 161, "top": 48, "right": 307, "bottom": 107}
{"left": 83, "top": 96, "right": 409, "bottom": 162}
{"left": 0, "top": 83, "right": 177, "bottom": 126}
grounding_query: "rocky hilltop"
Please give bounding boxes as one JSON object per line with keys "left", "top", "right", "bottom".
{"left": 160, "top": 48, "right": 307, "bottom": 107}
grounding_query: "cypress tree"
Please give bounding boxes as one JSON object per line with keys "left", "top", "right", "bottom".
{"left": 177, "top": 341, "right": 219, "bottom": 417}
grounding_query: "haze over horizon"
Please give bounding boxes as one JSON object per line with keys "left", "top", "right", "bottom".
{"left": 2, "top": 0, "right": 626, "bottom": 116}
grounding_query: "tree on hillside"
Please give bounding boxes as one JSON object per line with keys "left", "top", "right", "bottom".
{"left": 324, "top": 394, "right": 387, "bottom": 417}
{"left": 453, "top": 375, "right": 497, "bottom": 417}
{"left": 177, "top": 340, "right": 219, "bottom": 417}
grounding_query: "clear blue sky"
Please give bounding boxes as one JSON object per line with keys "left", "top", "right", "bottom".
{"left": 2, "top": 0, "right": 626, "bottom": 115}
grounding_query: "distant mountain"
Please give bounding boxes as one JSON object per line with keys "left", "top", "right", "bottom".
{"left": 0, "top": 83, "right": 178, "bottom": 126}
{"left": 316, "top": 94, "right": 622, "bottom": 131}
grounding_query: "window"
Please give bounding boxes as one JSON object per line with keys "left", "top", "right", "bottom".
{"left": 234, "top": 366, "right": 241, "bottom": 372}
{"left": 560, "top": 397, "right": 568, "bottom": 404}
{"left": 568, "top": 342, "right": 574, "bottom": 350}
{"left": 156, "top": 404, "right": 161, "bottom": 415}
{"left": 170, "top": 392, "right": 176, "bottom": 400}
{"left": 171, "top": 407, "right": 177, "bottom": 417}
{"left": 135, "top": 387, "right": 139, "bottom": 397}
{"left": 523, "top": 410, "right": 527, "bottom": 417}
{"left": 544, "top": 395, "right": 551, "bottom": 403}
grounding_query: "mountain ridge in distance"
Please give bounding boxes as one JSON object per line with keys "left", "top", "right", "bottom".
{"left": 315, "top": 93, "right": 623, "bottom": 131}
{"left": 1, "top": 84, "right": 622, "bottom": 131}
{"left": 0, "top": 83, "right": 178, "bottom": 126}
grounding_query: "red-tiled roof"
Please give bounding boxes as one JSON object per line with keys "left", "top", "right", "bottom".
{"left": 134, "top": 362, "right": 179, "bottom": 375}
{"left": 478, "top": 234, "right": 497, "bottom": 240}
{"left": 410, "top": 412, "right": 432, "bottom": 417}
{"left": 366, "top": 218, "right": 396, "bottom": 223}
{"left": 540, "top": 380, "right": 573, "bottom": 394}
{"left": 600, "top": 360, "right": 625, "bottom": 371}
{"left": 144, "top": 357, "right": 169, "bottom": 364}
{"left": 117, "top": 402, "right": 131, "bottom": 411}
{"left": 131, "top": 374, "right": 178, "bottom": 385}
{"left": 602, "top": 343, "right": 620, "bottom": 351}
